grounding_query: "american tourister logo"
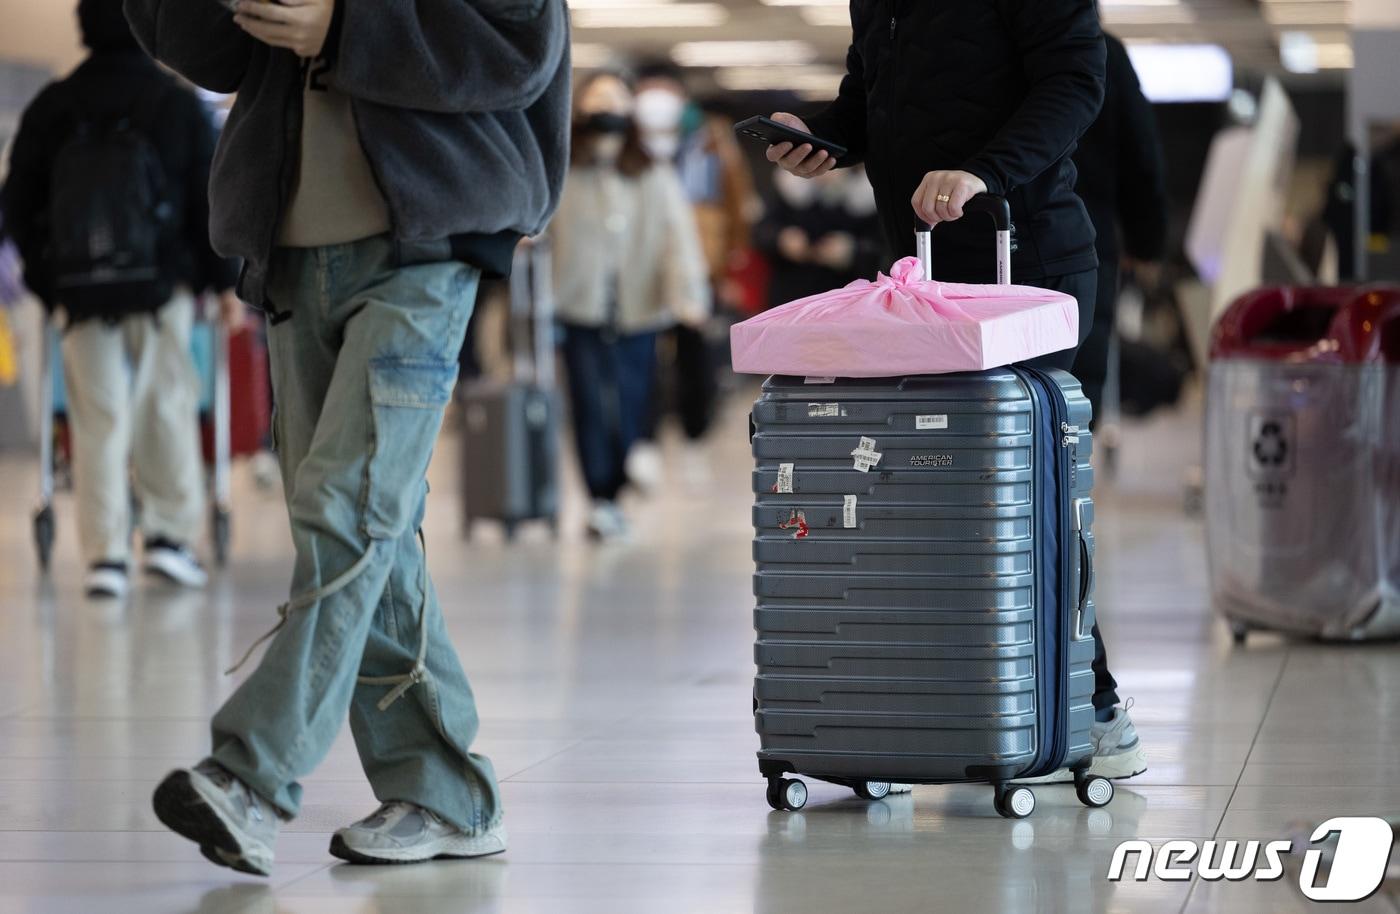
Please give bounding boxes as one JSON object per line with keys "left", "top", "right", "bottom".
{"left": 1107, "top": 817, "right": 1395, "bottom": 902}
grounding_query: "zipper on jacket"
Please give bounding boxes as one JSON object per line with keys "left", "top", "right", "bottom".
{"left": 264, "top": 67, "right": 304, "bottom": 299}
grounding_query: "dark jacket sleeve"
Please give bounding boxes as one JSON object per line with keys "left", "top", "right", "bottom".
{"left": 1108, "top": 38, "right": 1168, "bottom": 261}
{"left": 123, "top": 0, "right": 253, "bottom": 94}
{"left": 0, "top": 87, "right": 59, "bottom": 306}
{"left": 176, "top": 92, "right": 239, "bottom": 293}
{"left": 961, "top": 0, "right": 1106, "bottom": 196}
{"left": 804, "top": 42, "right": 869, "bottom": 167}
{"left": 327, "top": 0, "right": 568, "bottom": 114}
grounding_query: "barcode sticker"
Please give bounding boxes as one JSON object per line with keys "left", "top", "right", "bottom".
{"left": 776, "top": 463, "right": 794, "bottom": 494}
{"left": 916, "top": 414, "right": 949, "bottom": 430}
{"left": 851, "top": 436, "right": 882, "bottom": 472}
{"left": 808, "top": 402, "right": 843, "bottom": 418}
{"left": 843, "top": 495, "right": 857, "bottom": 528}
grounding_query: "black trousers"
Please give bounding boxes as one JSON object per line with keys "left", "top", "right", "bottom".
{"left": 1069, "top": 264, "right": 1120, "bottom": 431}
{"left": 1023, "top": 269, "right": 1121, "bottom": 714}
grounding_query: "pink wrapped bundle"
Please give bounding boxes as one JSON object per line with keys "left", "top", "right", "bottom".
{"left": 730, "top": 257, "right": 1079, "bottom": 377}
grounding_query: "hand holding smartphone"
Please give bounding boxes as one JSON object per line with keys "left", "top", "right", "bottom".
{"left": 735, "top": 114, "right": 844, "bottom": 179}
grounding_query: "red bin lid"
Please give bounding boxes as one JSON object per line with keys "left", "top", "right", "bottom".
{"left": 1210, "top": 285, "right": 1400, "bottom": 364}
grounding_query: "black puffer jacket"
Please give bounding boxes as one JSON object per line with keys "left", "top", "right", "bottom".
{"left": 806, "top": 0, "right": 1106, "bottom": 283}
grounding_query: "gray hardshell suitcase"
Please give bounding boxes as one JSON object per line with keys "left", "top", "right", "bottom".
{"left": 460, "top": 241, "right": 560, "bottom": 539}
{"left": 751, "top": 196, "right": 1112, "bottom": 818}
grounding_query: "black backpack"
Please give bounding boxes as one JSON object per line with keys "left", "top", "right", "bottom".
{"left": 46, "top": 87, "right": 175, "bottom": 321}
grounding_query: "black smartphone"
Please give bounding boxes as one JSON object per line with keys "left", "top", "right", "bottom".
{"left": 734, "top": 116, "right": 848, "bottom": 161}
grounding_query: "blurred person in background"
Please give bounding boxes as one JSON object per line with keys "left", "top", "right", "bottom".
{"left": 552, "top": 71, "right": 710, "bottom": 541}
{"left": 630, "top": 64, "right": 756, "bottom": 486}
{"left": 764, "top": 0, "right": 1147, "bottom": 784}
{"left": 0, "top": 0, "right": 241, "bottom": 600}
{"left": 1070, "top": 29, "right": 1169, "bottom": 428}
{"left": 756, "top": 166, "right": 883, "bottom": 308}
{"left": 126, "top": 0, "right": 569, "bottom": 874}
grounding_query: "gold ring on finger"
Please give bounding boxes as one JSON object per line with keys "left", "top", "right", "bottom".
{"left": 936, "top": 194, "right": 952, "bottom": 203}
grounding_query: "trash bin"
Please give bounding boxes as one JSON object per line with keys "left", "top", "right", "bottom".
{"left": 1205, "top": 285, "right": 1400, "bottom": 642}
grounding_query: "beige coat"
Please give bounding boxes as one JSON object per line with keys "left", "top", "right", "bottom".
{"left": 550, "top": 163, "right": 710, "bottom": 333}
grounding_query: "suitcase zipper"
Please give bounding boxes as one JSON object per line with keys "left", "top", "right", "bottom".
{"left": 1013, "top": 367, "right": 1074, "bottom": 779}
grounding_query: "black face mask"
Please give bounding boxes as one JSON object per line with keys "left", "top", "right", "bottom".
{"left": 579, "top": 112, "right": 632, "bottom": 136}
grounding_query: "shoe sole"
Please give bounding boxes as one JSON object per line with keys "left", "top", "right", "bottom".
{"left": 152, "top": 771, "right": 270, "bottom": 876}
{"left": 328, "top": 833, "right": 507, "bottom": 866}
{"left": 1013, "top": 747, "right": 1149, "bottom": 785}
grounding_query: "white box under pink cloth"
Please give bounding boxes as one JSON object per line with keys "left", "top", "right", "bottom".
{"left": 730, "top": 257, "right": 1079, "bottom": 377}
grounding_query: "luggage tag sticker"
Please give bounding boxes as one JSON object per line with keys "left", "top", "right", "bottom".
{"left": 843, "top": 495, "right": 857, "bottom": 529}
{"left": 778, "top": 508, "right": 809, "bottom": 539}
{"left": 775, "top": 463, "right": 794, "bottom": 494}
{"left": 808, "top": 402, "right": 846, "bottom": 418}
{"left": 804, "top": 377, "right": 836, "bottom": 385}
{"left": 916, "top": 414, "right": 948, "bottom": 430}
{"left": 851, "top": 436, "right": 882, "bottom": 473}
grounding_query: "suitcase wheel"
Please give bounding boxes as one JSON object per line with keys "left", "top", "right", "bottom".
{"left": 34, "top": 505, "right": 55, "bottom": 572}
{"left": 853, "top": 781, "right": 891, "bottom": 801}
{"left": 994, "top": 785, "right": 1035, "bottom": 819}
{"left": 767, "top": 778, "right": 807, "bottom": 811}
{"left": 1228, "top": 620, "right": 1250, "bottom": 646}
{"left": 1075, "top": 774, "right": 1114, "bottom": 808}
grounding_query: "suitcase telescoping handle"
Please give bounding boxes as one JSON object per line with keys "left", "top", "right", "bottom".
{"left": 915, "top": 193, "right": 1012, "bottom": 285}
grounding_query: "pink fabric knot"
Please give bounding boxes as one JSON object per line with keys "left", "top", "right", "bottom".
{"left": 888, "top": 256, "right": 927, "bottom": 286}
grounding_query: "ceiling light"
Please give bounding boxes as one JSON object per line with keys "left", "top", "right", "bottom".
{"left": 1124, "top": 44, "right": 1233, "bottom": 102}
{"left": 572, "top": 3, "right": 728, "bottom": 28}
{"left": 714, "top": 66, "right": 845, "bottom": 93}
{"left": 672, "top": 40, "right": 817, "bottom": 68}
{"left": 1280, "top": 30, "right": 1354, "bottom": 70}
{"left": 1264, "top": 4, "right": 1352, "bottom": 26}
{"left": 800, "top": 6, "right": 852, "bottom": 26}
{"left": 570, "top": 43, "right": 617, "bottom": 69}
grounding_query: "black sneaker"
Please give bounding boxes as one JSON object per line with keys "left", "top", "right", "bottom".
{"left": 85, "top": 561, "right": 129, "bottom": 599}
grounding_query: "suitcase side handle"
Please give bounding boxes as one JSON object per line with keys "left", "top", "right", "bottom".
{"left": 1072, "top": 497, "right": 1094, "bottom": 640}
{"left": 915, "top": 193, "right": 1012, "bottom": 285}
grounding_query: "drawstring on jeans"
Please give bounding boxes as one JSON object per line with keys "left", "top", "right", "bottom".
{"left": 223, "top": 532, "right": 433, "bottom": 712}
{"left": 356, "top": 531, "right": 433, "bottom": 711}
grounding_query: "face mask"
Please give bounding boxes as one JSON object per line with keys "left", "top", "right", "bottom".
{"left": 642, "top": 133, "right": 681, "bottom": 161}
{"left": 590, "top": 134, "right": 627, "bottom": 164}
{"left": 635, "top": 88, "right": 685, "bottom": 133}
{"left": 580, "top": 112, "right": 632, "bottom": 136}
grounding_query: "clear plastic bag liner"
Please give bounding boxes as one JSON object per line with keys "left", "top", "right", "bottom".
{"left": 1205, "top": 360, "right": 1400, "bottom": 637}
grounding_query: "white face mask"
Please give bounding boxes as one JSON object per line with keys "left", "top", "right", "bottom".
{"left": 642, "top": 133, "right": 681, "bottom": 161}
{"left": 634, "top": 88, "right": 685, "bottom": 133}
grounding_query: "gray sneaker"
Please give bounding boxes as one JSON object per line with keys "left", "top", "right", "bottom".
{"left": 152, "top": 761, "right": 280, "bottom": 875}
{"left": 1016, "top": 705, "right": 1147, "bottom": 784}
{"left": 330, "top": 802, "right": 507, "bottom": 865}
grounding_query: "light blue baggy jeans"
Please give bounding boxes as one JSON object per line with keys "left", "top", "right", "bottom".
{"left": 208, "top": 236, "right": 501, "bottom": 834}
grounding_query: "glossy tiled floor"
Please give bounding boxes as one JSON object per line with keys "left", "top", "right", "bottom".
{"left": 1, "top": 387, "right": 1396, "bottom": 914}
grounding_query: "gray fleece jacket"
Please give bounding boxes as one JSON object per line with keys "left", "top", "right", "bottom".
{"left": 123, "top": 0, "right": 571, "bottom": 306}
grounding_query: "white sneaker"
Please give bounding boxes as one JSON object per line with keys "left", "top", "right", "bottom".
{"left": 887, "top": 784, "right": 914, "bottom": 794}
{"left": 625, "top": 442, "right": 664, "bottom": 495}
{"left": 587, "top": 500, "right": 630, "bottom": 542}
{"left": 1015, "top": 705, "right": 1147, "bottom": 784}
{"left": 330, "top": 802, "right": 507, "bottom": 865}
{"left": 153, "top": 761, "right": 280, "bottom": 876}
{"left": 85, "top": 562, "right": 129, "bottom": 599}
{"left": 144, "top": 539, "right": 209, "bottom": 588}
